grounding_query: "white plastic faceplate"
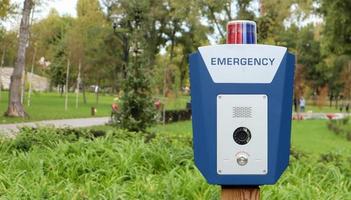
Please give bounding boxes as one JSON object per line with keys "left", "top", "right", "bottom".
{"left": 217, "top": 94, "right": 268, "bottom": 175}
{"left": 198, "top": 44, "right": 287, "bottom": 83}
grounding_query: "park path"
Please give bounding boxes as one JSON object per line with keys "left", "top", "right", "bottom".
{"left": 0, "top": 117, "right": 110, "bottom": 136}
{"left": 292, "top": 112, "right": 350, "bottom": 120}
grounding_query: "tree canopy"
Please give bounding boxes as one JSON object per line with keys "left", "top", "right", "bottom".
{"left": 0, "top": 0, "right": 350, "bottom": 109}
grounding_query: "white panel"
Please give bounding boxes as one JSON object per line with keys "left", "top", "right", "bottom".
{"left": 217, "top": 94, "right": 268, "bottom": 175}
{"left": 198, "top": 44, "right": 287, "bottom": 83}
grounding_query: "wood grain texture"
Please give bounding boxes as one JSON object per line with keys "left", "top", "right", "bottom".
{"left": 221, "top": 186, "right": 260, "bottom": 200}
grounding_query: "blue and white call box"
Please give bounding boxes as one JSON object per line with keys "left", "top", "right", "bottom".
{"left": 189, "top": 44, "right": 295, "bottom": 185}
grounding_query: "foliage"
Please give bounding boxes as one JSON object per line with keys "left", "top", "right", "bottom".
{"left": 318, "top": 0, "right": 351, "bottom": 55}
{"left": 327, "top": 118, "right": 351, "bottom": 141}
{"left": 9, "top": 127, "right": 105, "bottom": 152}
{"left": 318, "top": 0, "right": 351, "bottom": 101}
{"left": 111, "top": 0, "right": 157, "bottom": 132}
{"left": 0, "top": 0, "right": 11, "bottom": 19}
{"left": 0, "top": 121, "right": 350, "bottom": 198}
{"left": 112, "top": 60, "right": 157, "bottom": 132}
{"left": 0, "top": 0, "right": 350, "bottom": 111}
{"left": 30, "top": 9, "right": 74, "bottom": 90}
{"left": 163, "top": 109, "right": 191, "bottom": 123}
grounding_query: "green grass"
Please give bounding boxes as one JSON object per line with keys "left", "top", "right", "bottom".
{"left": 0, "top": 121, "right": 350, "bottom": 199}
{"left": 305, "top": 105, "right": 342, "bottom": 113}
{"left": 162, "top": 95, "right": 190, "bottom": 110}
{"left": 149, "top": 120, "right": 351, "bottom": 155}
{"left": 0, "top": 91, "right": 113, "bottom": 124}
{"left": 291, "top": 120, "right": 351, "bottom": 154}
{"left": 0, "top": 127, "right": 218, "bottom": 199}
{"left": 0, "top": 90, "right": 344, "bottom": 124}
{"left": 0, "top": 92, "right": 191, "bottom": 124}
{"left": 0, "top": 120, "right": 350, "bottom": 199}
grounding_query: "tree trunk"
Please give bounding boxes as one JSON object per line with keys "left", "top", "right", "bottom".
{"left": 60, "top": 85, "right": 64, "bottom": 96}
{"left": 5, "top": 0, "right": 33, "bottom": 117}
{"left": 122, "top": 35, "right": 129, "bottom": 79}
{"left": 82, "top": 81, "right": 87, "bottom": 104}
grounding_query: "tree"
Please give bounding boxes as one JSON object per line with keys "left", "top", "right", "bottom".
{"left": 30, "top": 9, "right": 74, "bottom": 94}
{"left": 318, "top": 0, "right": 351, "bottom": 105}
{"left": 5, "top": 0, "right": 34, "bottom": 117}
{"left": 236, "top": 0, "right": 255, "bottom": 20}
{"left": 0, "top": 0, "right": 11, "bottom": 19}
{"left": 319, "top": 0, "right": 351, "bottom": 55}
{"left": 112, "top": 0, "right": 157, "bottom": 132}
{"left": 66, "top": 0, "right": 109, "bottom": 102}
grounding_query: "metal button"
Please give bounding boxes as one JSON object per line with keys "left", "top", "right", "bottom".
{"left": 237, "top": 155, "right": 248, "bottom": 166}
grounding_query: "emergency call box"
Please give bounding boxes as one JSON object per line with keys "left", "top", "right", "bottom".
{"left": 189, "top": 44, "right": 295, "bottom": 186}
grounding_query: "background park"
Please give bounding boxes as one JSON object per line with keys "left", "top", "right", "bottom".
{"left": 0, "top": 0, "right": 350, "bottom": 199}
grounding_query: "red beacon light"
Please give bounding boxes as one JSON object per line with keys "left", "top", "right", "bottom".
{"left": 227, "top": 20, "right": 257, "bottom": 44}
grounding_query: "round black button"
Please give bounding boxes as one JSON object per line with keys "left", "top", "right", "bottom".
{"left": 233, "top": 127, "right": 251, "bottom": 145}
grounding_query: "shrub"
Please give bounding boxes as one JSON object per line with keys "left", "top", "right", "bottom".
{"left": 342, "top": 117, "right": 349, "bottom": 125}
{"left": 8, "top": 127, "right": 106, "bottom": 152}
{"left": 164, "top": 109, "right": 191, "bottom": 123}
{"left": 347, "top": 132, "right": 351, "bottom": 141}
{"left": 0, "top": 126, "right": 350, "bottom": 199}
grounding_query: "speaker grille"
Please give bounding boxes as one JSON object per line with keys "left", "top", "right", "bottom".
{"left": 233, "top": 107, "right": 252, "bottom": 118}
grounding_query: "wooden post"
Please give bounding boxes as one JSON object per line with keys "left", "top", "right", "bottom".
{"left": 221, "top": 186, "right": 260, "bottom": 200}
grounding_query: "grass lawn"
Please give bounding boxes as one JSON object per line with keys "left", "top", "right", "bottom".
{"left": 150, "top": 120, "right": 351, "bottom": 155}
{"left": 0, "top": 92, "right": 191, "bottom": 124}
{"left": 291, "top": 120, "right": 351, "bottom": 154}
{"left": 0, "top": 91, "right": 113, "bottom": 124}
{"left": 0, "top": 90, "right": 344, "bottom": 124}
{"left": 305, "top": 105, "right": 343, "bottom": 113}
{"left": 162, "top": 95, "right": 190, "bottom": 111}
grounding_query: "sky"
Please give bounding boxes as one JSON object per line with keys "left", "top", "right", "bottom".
{"left": 38, "top": 0, "right": 78, "bottom": 17}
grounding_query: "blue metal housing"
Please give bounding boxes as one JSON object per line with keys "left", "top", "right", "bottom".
{"left": 189, "top": 45, "right": 295, "bottom": 185}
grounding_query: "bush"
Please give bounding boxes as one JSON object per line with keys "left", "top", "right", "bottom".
{"left": 347, "top": 132, "right": 351, "bottom": 141}
{"left": 342, "top": 117, "right": 349, "bottom": 125}
{"left": 8, "top": 127, "right": 106, "bottom": 152}
{"left": 327, "top": 118, "right": 351, "bottom": 141}
{"left": 0, "top": 127, "right": 217, "bottom": 199}
{"left": 164, "top": 109, "right": 191, "bottom": 123}
{"left": 0, "top": 127, "right": 350, "bottom": 199}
